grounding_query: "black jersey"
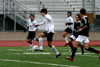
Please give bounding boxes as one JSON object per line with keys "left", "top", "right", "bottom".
{"left": 79, "top": 16, "right": 89, "bottom": 36}
{"left": 72, "top": 21, "right": 81, "bottom": 37}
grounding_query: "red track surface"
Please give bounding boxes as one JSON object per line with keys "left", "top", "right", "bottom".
{"left": 0, "top": 40, "right": 100, "bottom": 47}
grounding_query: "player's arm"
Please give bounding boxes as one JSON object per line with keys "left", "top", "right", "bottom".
{"left": 35, "top": 21, "right": 45, "bottom": 27}
{"left": 45, "top": 15, "right": 52, "bottom": 21}
{"left": 77, "top": 23, "right": 81, "bottom": 29}
{"left": 78, "top": 19, "right": 88, "bottom": 32}
{"left": 24, "top": 21, "right": 29, "bottom": 32}
{"left": 35, "top": 21, "right": 39, "bottom": 32}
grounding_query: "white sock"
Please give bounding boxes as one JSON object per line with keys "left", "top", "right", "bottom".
{"left": 64, "top": 37, "right": 68, "bottom": 43}
{"left": 39, "top": 38, "right": 43, "bottom": 50}
{"left": 29, "top": 44, "right": 33, "bottom": 50}
{"left": 51, "top": 45, "right": 59, "bottom": 55}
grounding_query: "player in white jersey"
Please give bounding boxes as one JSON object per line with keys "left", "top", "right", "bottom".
{"left": 63, "top": 11, "right": 74, "bottom": 46}
{"left": 25, "top": 14, "right": 38, "bottom": 52}
{"left": 36, "top": 8, "right": 61, "bottom": 58}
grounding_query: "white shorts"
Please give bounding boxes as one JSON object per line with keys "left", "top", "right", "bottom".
{"left": 76, "top": 35, "right": 89, "bottom": 44}
{"left": 70, "top": 35, "right": 76, "bottom": 40}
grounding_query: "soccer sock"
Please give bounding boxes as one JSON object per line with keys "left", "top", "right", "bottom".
{"left": 80, "top": 46, "right": 84, "bottom": 55}
{"left": 71, "top": 47, "right": 77, "bottom": 59}
{"left": 68, "top": 42, "right": 73, "bottom": 51}
{"left": 39, "top": 38, "right": 43, "bottom": 50}
{"left": 51, "top": 45, "right": 59, "bottom": 55}
{"left": 87, "top": 47, "right": 99, "bottom": 54}
{"left": 64, "top": 37, "right": 68, "bottom": 44}
{"left": 29, "top": 44, "right": 33, "bottom": 50}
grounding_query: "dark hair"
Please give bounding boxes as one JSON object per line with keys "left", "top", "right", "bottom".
{"left": 40, "top": 8, "right": 47, "bottom": 13}
{"left": 80, "top": 8, "right": 86, "bottom": 15}
{"left": 30, "top": 14, "right": 35, "bottom": 17}
{"left": 67, "top": 11, "right": 72, "bottom": 16}
{"left": 76, "top": 14, "right": 81, "bottom": 20}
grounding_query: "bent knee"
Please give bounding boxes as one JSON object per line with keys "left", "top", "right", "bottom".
{"left": 39, "top": 33, "right": 44, "bottom": 38}
{"left": 62, "top": 32, "right": 67, "bottom": 38}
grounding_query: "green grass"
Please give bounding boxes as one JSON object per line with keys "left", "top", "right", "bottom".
{"left": 0, "top": 47, "right": 100, "bottom": 67}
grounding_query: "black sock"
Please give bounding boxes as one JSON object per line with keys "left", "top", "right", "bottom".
{"left": 80, "top": 46, "right": 84, "bottom": 55}
{"left": 87, "top": 47, "right": 99, "bottom": 54}
{"left": 71, "top": 47, "right": 77, "bottom": 59}
{"left": 68, "top": 42, "right": 73, "bottom": 51}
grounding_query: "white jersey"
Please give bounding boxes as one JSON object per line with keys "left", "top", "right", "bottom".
{"left": 27, "top": 19, "right": 38, "bottom": 31}
{"left": 39, "top": 14, "right": 54, "bottom": 33}
{"left": 66, "top": 16, "right": 74, "bottom": 29}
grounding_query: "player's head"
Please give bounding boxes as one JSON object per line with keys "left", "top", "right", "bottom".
{"left": 67, "top": 11, "right": 72, "bottom": 17}
{"left": 40, "top": 8, "right": 47, "bottom": 16}
{"left": 80, "top": 8, "right": 86, "bottom": 16}
{"left": 76, "top": 14, "right": 81, "bottom": 21}
{"left": 30, "top": 14, "right": 35, "bottom": 21}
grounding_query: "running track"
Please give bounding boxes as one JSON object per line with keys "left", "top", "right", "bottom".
{"left": 0, "top": 40, "right": 100, "bottom": 47}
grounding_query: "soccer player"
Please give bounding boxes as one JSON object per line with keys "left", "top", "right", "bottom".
{"left": 65, "top": 8, "right": 100, "bottom": 61}
{"left": 35, "top": 8, "right": 61, "bottom": 58}
{"left": 68, "top": 14, "right": 84, "bottom": 55}
{"left": 63, "top": 11, "right": 74, "bottom": 45}
{"left": 25, "top": 14, "right": 38, "bottom": 52}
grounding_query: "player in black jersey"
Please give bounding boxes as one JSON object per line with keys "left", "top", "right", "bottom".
{"left": 68, "top": 14, "right": 84, "bottom": 55}
{"left": 65, "top": 8, "right": 100, "bottom": 61}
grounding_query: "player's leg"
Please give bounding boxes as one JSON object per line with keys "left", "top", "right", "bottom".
{"left": 68, "top": 38, "right": 73, "bottom": 53}
{"left": 47, "top": 33, "right": 61, "bottom": 58}
{"left": 83, "top": 37, "right": 99, "bottom": 54}
{"left": 38, "top": 33, "right": 45, "bottom": 51}
{"left": 80, "top": 44, "right": 84, "bottom": 55}
{"left": 63, "top": 32, "right": 68, "bottom": 45}
{"left": 83, "top": 43, "right": 100, "bottom": 59}
{"left": 65, "top": 41, "right": 79, "bottom": 61}
{"left": 65, "top": 35, "right": 83, "bottom": 61}
{"left": 68, "top": 35, "right": 76, "bottom": 54}
{"left": 27, "top": 32, "right": 36, "bottom": 52}
{"left": 27, "top": 39, "right": 33, "bottom": 52}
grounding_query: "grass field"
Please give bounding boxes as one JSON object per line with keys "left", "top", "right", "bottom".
{"left": 0, "top": 47, "right": 100, "bottom": 67}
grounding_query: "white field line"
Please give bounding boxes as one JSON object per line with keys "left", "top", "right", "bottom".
{"left": 8, "top": 49, "right": 24, "bottom": 51}
{"left": 23, "top": 52, "right": 51, "bottom": 55}
{"left": 8, "top": 48, "right": 69, "bottom": 52}
{"left": 82, "top": 55, "right": 98, "bottom": 58}
{"left": 0, "top": 59, "right": 79, "bottom": 67}
{"left": 62, "top": 52, "right": 94, "bottom": 55}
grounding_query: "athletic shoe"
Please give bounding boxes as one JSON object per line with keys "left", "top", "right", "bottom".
{"left": 65, "top": 57, "right": 74, "bottom": 61}
{"left": 99, "top": 51, "right": 100, "bottom": 59}
{"left": 55, "top": 54, "right": 61, "bottom": 58}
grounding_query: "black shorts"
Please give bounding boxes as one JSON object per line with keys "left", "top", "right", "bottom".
{"left": 44, "top": 31, "right": 54, "bottom": 42}
{"left": 64, "top": 28, "right": 72, "bottom": 33}
{"left": 27, "top": 31, "right": 36, "bottom": 39}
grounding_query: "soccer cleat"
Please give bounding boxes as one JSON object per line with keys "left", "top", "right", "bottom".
{"left": 65, "top": 57, "right": 74, "bottom": 61}
{"left": 55, "top": 54, "right": 61, "bottom": 58}
{"left": 99, "top": 51, "right": 100, "bottom": 59}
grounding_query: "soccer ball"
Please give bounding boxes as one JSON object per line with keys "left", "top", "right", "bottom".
{"left": 32, "top": 45, "right": 40, "bottom": 51}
